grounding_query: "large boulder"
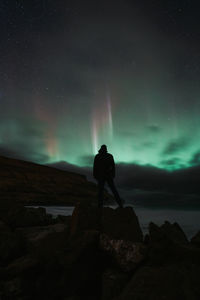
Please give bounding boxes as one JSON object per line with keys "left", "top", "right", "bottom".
{"left": 102, "top": 207, "right": 143, "bottom": 242}
{"left": 149, "top": 221, "right": 188, "bottom": 245}
{"left": 191, "top": 231, "right": 200, "bottom": 247}
{"left": 16, "top": 223, "right": 68, "bottom": 245}
{"left": 100, "top": 233, "right": 146, "bottom": 272}
{"left": 2, "top": 228, "right": 101, "bottom": 299}
{"left": 115, "top": 265, "right": 200, "bottom": 300}
{"left": 148, "top": 222, "right": 200, "bottom": 266}
{"left": 5, "top": 205, "right": 54, "bottom": 228}
{"left": 0, "top": 228, "right": 27, "bottom": 265}
{"left": 70, "top": 201, "right": 101, "bottom": 236}
{"left": 102, "top": 268, "right": 129, "bottom": 300}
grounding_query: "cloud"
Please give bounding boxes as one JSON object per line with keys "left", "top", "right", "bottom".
{"left": 147, "top": 125, "right": 161, "bottom": 133}
{"left": 189, "top": 151, "right": 200, "bottom": 166}
{"left": 78, "top": 155, "right": 94, "bottom": 166}
{"left": 115, "top": 163, "right": 169, "bottom": 191}
{"left": 0, "top": 118, "right": 49, "bottom": 163}
{"left": 140, "top": 141, "right": 156, "bottom": 148}
{"left": 114, "top": 163, "right": 200, "bottom": 196}
{"left": 162, "top": 137, "right": 190, "bottom": 156}
{"left": 117, "top": 131, "right": 135, "bottom": 138}
{"left": 160, "top": 157, "right": 185, "bottom": 169}
{"left": 47, "top": 159, "right": 200, "bottom": 196}
{"left": 0, "top": 144, "right": 49, "bottom": 163}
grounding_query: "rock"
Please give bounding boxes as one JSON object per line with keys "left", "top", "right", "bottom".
{"left": 16, "top": 223, "right": 68, "bottom": 244}
{"left": 191, "top": 231, "right": 200, "bottom": 247}
{"left": 148, "top": 222, "right": 200, "bottom": 266}
{"left": 55, "top": 214, "right": 71, "bottom": 224}
{"left": 102, "top": 207, "right": 143, "bottom": 242}
{"left": 0, "top": 230, "right": 27, "bottom": 265}
{"left": 5, "top": 255, "right": 39, "bottom": 278}
{"left": 102, "top": 268, "right": 129, "bottom": 300}
{"left": 31, "top": 229, "right": 101, "bottom": 300}
{"left": 0, "top": 220, "right": 10, "bottom": 233}
{"left": 115, "top": 265, "right": 200, "bottom": 300}
{"left": 61, "top": 229, "right": 101, "bottom": 299}
{"left": 0, "top": 199, "right": 15, "bottom": 219}
{"left": 149, "top": 221, "right": 188, "bottom": 244}
{"left": 1, "top": 277, "right": 22, "bottom": 299}
{"left": 5, "top": 205, "right": 54, "bottom": 228}
{"left": 70, "top": 201, "right": 101, "bottom": 236}
{"left": 100, "top": 233, "right": 146, "bottom": 272}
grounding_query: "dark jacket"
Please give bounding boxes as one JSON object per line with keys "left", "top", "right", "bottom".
{"left": 93, "top": 152, "right": 115, "bottom": 180}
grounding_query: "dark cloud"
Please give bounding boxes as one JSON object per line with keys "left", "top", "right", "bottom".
{"left": 115, "top": 163, "right": 169, "bottom": 191}
{"left": 78, "top": 155, "right": 94, "bottom": 166}
{"left": 114, "top": 163, "right": 200, "bottom": 196}
{"left": 189, "top": 151, "right": 200, "bottom": 166}
{"left": 141, "top": 141, "right": 156, "bottom": 148}
{"left": 147, "top": 125, "right": 161, "bottom": 133}
{"left": 160, "top": 157, "right": 185, "bottom": 169}
{"left": 163, "top": 138, "right": 190, "bottom": 156}
{"left": 116, "top": 131, "right": 135, "bottom": 138}
{"left": 48, "top": 160, "right": 200, "bottom": 197}
{"left": 124, "top": 189, "right": 200, "bottom": 209}
{"left": 0, "top": 118, "right": 49, "bottom": 163}
{"left": 0, "top": 144, "right": 49, "bottom": 163}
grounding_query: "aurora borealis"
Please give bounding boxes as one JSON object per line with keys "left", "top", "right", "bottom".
{"left": 1, "top": 1, "right": 200, "bottom": 171}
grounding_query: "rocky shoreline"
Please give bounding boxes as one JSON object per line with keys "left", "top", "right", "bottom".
{"left": 1, "top": 201, "right": 200, "bottom": 300}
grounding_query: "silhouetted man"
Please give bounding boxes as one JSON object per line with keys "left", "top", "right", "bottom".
{"left": 93, "top": 145, "right": 123, "bottom": 208}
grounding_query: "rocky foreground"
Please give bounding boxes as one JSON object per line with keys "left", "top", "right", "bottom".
{"left": 1, "top": 201, "right": 200, "bottom": 300}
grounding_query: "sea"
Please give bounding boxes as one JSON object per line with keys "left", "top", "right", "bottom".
{"left": 29, "top": 204, "right": 200, "bottom": 240}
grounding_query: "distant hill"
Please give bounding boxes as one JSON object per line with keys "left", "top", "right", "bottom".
{"left": 0, "top": 156, "right": 102, "bottom": 206}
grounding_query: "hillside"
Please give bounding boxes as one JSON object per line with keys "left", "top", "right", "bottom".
{"left": 0, "top": 156, "right": 101, "bottom": 206}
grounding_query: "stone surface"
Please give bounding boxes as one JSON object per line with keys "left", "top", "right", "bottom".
{"left": 148, "top": 222, "right": 200, "bottom": 266}
{"left": 0, "top": 230, "right": 27, "bottom": 265}
{"left": 115, "top": 265, "right": 200, "bottom": 300}
{"left": 6, "top": 205, "right": 54, "bottom": 228}
{"left": 100, "top": 234, "right": 146, "bottom": 272}
{"left": 70, "top": 201, "right": 101, "bottom": 236}
{"left": 102, "top": 206, "right": 143, "bottom": 242}
{"left": 191, "top": 231, "right": 200, "bottom": 247}
{"left": 149, "top": 221, "right": 188, "bottom": 244}
{"left": 16, "top": 223, "right": 68, "bottom": 243}
{"left": 102, "top": 268, "right": 129, "bottom": 300}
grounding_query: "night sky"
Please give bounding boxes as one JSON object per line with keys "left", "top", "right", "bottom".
{"left": 1, "top": 0, "right": 200, "bottom": 172}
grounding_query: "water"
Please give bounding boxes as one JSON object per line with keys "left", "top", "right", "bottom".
{"left": 29, "top": 204, "right": 200, "bottom": 239}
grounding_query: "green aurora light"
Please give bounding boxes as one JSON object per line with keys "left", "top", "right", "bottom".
{"left": 1, "top": 1, "right": 200, "bottom": 171}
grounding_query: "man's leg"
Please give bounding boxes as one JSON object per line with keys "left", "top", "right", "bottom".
{"left": 97, "top": 179, "right": 105, "bottom": 208}
{"left": 107, "top": 178, "right": 123, "bottom": 208}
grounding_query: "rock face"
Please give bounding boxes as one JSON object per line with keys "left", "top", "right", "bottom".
{"left": 0, "top": 155, "right": 100, "bottom": 206}
{"left": 6, "top": 205, "right": 54, "bottom": 228}
{"left": 149, "top": 221, "right": 188, "bottom": 244}
{"left": 102, "top": 207, "right": 143, "bottom": 242}
{"left": 70, "top": 200, "right": 101, "bottom": 236}
{"left": 116, "top": 264, "right": 200, "bottom": 300}
{"left": 100, "top": 234, "right": 146, "bottom": 272}
{"left": 191, "top": 231, "right": 200, "bottom": 247}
